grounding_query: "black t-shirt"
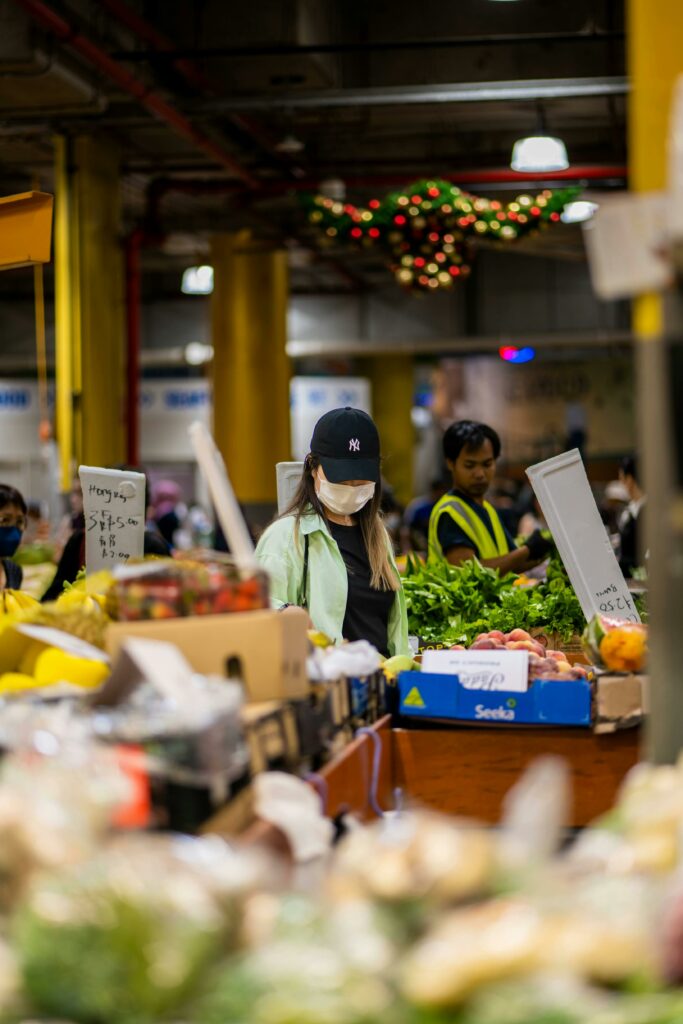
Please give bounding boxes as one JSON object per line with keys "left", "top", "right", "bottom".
{"left": 2, "top": 559, "right": 22, "bottom": 590}
{"left": 327, "top": 521, "right": 394, "bottom": 656}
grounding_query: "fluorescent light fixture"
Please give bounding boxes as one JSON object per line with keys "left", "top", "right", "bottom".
{"left": 511, "top": 134, "right": 569, "bottom": 172}
{"left": 181, "top": 265, "right": 214, "bottom": 295}
{"left": 185, "top": 342, "right": 214, "bottom": 366}
{"left": 561, "top": 200, "right": 599, "bottom": 224}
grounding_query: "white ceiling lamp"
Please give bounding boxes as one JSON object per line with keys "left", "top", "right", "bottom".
{"left": 185, "top": 342, "right": 214, "bottom": 366}
{"left": 561, "top": 200, "right": 599, "bottom": 224}
{"left": 181, "top": 265, "right": 214, "bottom": 295}
{"left": 511, "top": 134, "right": 569, "bottom": 172}
{"left": 275, "top": 133, "right": 305, "bottom": 154}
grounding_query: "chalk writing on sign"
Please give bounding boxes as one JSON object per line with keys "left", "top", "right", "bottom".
{"left": 79, "top": 466, "right": 146, "bottom": 574}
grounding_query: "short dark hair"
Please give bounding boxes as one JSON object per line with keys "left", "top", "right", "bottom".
{"left": 0, "top": 484, "right": 27, "bottom": 515}
{"left": 621, "top": 455, "right": 638, "bottom": 482}
{"left": 443, "top": 421, "right": 502, "bottom": 463}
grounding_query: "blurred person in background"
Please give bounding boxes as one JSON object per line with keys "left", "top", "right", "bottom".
{"left": 151, "top": 480, "right": 183, "bottom": 548}
{"left": 53, "top": 477, "right": 84, "bottom": 558}
{"left": 428, "top": 420, "right": 552, "bottom": 573}
{"left": 402, "top": 478, "right": 449, "bottom": 553}
{"left": 42, "top": 467, "right": 169, "bottom": 601}
{"left": 618, "top": 456, "right": 646, "bottom": 577}
{"left": 0, "top": 484, "right": 27, "bottom": 590}
{"left": 600, "top": 478, "right": 630, "bottom": 537}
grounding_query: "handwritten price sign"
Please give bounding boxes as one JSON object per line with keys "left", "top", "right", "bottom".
{"left": 79, "top": 466, "right": 146, "bottom": 573}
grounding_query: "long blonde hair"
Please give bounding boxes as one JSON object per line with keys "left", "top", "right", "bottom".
{"left": 283, "top": 455, "right": 399, "bottom": 592}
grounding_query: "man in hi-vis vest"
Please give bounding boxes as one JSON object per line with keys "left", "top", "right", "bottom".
{"left": 428, "top": 421, "right": 552, "bottom": 572}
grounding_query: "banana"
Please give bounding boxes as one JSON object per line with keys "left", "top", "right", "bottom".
{"left": 2, "top": 590, "right": 39, "bottom": 614}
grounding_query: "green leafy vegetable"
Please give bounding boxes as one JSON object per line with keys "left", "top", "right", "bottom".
{"left": 402, "top": 556, "right": 586, "bottom": 646}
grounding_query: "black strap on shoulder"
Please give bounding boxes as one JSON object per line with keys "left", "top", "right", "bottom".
{"left": 299, "top": 533, "right": 309, "bottom": 608}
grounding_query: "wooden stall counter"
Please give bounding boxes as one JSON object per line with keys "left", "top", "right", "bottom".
{"left": 392, "top": 723, "right": 641, "bottom": 827}
{"left": 205, "top": 716, "right": 642, "bottom": 843}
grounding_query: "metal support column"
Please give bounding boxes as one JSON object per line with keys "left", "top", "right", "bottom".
{"left": 210, "top": 232, "right": 291, "bottom": 506}
{"left": 629, "top": 0, "right": 683, "bottom": 761}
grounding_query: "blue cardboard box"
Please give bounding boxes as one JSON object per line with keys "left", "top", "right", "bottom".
{"left": 398, "top": 672, "right": 592, "bottom": 727}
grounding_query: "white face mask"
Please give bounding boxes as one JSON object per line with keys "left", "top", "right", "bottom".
{"left": 316, "top": 470, "right": 375, "bottom": 516}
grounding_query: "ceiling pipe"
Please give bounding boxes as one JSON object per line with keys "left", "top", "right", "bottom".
{"left": 112, "top": 29, "right": 626, "bottom": 62}
{"left": 144, "top": 164, "right": 628, "bottom": 222}
{"left": 192, "top": 76, "right": 629, "bottom": 114}
{"left": 99, "top": 0, "right": 305, "bottom": 178}
{"left": 11, "top": 0, "right": 259, "bottom": 186}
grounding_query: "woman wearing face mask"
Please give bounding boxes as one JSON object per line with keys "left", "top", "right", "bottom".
{"left": 0, "top": 484, "right": 27, "bottom": 590}
{"left": 256, "top": 407, "right": 409, "bottom": 657}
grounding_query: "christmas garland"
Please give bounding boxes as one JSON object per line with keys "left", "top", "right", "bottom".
{"left": 304, "top": 179, "right": 581, "bottom": 292}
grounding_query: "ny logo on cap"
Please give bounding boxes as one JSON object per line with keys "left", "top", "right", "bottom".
{"left": 349, "top": 438, "right": 360, "bottom": 452}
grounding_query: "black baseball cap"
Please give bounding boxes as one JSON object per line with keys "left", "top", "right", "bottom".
{"left": 310, "top": 407, "right": 381, "bottom": 483}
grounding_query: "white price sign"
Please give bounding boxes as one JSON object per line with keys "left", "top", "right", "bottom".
{"left": 79, "top": 466, "right": 146, "bottom": 574}
{"left": 526, "top": 449, "right": 640, "bottom": 624}
{"left": 421, "top": 649, "right": 530, "bottom": 693}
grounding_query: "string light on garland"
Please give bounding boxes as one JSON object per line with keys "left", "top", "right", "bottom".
{"left": 304, "top": 179, "right": 580, "bottom": 292}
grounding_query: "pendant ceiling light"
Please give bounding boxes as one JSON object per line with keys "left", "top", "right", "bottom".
{"left": 511, "top": 135, "right": 569, "bottom": 173}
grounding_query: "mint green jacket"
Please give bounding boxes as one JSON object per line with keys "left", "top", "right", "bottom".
{"left": 255, "top": 510, "right": 410, "bottom": 657}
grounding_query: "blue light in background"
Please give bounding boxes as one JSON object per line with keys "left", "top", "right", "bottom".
{"left": 499, "top": 345, "right": 536, "bottom": 364}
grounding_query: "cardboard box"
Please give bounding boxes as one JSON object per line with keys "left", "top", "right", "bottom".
{"left": 106, "top": 608, "right": 309, "bottom": 703}
{"left": 593, "top": 673, "right": 646, "bottom": 733}
{"left": 397, "top": 671, "right": 592, "bottom": 727}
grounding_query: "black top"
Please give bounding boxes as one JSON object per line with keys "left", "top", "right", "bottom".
{"left": 437, "top": 489, "right": 517, "bottom": 558}
{"left": 619, "top": 502, "right": 645, "bottom": 577}
{"left": 2, "top": 559, "right": 22, "bottom": 591}
{"left": 327, "top": 521, "right": 394, "bottom": 656}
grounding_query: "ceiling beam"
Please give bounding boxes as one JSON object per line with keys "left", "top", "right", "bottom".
{"left": 192, "top": 76, "right": 629, "bottom": 114}
{"left": 286, "top": 331, "right": 633, "bottom": 358}
{"left": 111, "top": 30, "right": 626, "bottom": 62}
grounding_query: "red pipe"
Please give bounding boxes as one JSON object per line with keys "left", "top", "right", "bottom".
{"left": 145, "top": 164, "right": 627, "bottom": 220}
{"left": 13, "top": 0, "right": 258, "bottom": 187}
{"left": 99, "top": 0, "right": 214, "bottom": 94}
{"left": 124, "top": 229, "right": 143, "bottom": 466}
{"left": 100, "top": 0, "right": 302, "bottom": 175}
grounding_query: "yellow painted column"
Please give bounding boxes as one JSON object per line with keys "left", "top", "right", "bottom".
{"left": 53, "top": 135, "right": 125, "bottom": 479}
{"left": 628, "top": 0, "right": 683, "bottom": 762}
{"left": 53, "top": 136, "right": 77, "bottom": 489}
{"left": 366, "top": 355, "right": 414, "bottom": 507}
{"left": 74, "top": 136, "right": 125, "bottom": 467}
{"left": 210, "top": 232, "right": 290, "bottom": 504}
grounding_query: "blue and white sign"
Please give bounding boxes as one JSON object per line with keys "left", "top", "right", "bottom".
{"left": 290, "top": 377, "right": 372, "bottom": 461}
{"left": 139, "top": 381, "right": 211, "bottom": 461}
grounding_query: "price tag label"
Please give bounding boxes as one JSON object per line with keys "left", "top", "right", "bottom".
{"left": 421, "top": 649, "right": 530, "bottom": 692}
{"left": 79, "top": 466, "right": 146, "bottom": 574}
{"left": 527, "top": 449, "right": 640, "bottom": 624}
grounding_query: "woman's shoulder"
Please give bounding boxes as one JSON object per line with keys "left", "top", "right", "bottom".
{"left": 256, "top": 514, "right": 299, "bottom": 551}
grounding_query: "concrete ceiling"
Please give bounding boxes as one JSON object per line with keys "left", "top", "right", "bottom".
{"left": 0, "top": 0, "right": 627, "bottom": 291}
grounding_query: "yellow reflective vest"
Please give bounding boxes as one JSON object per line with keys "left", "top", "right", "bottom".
{"left": 428, "top": 492, "right": 511, "bottom": 563}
